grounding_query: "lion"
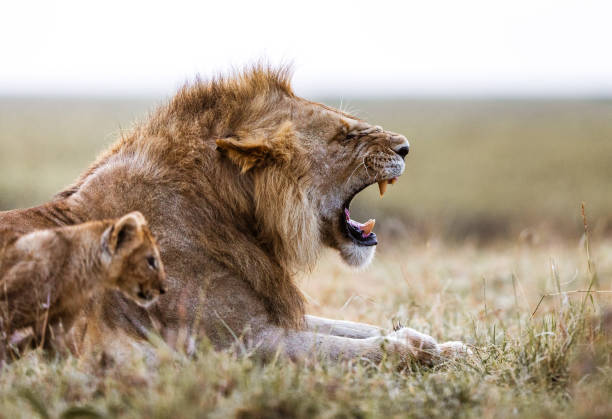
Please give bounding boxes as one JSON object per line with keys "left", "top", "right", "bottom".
{"left": 0, "top": 212, "right": 166, "bottom": 361}
{"left": 0, "top": 66, "right": 465, "bottom": 365}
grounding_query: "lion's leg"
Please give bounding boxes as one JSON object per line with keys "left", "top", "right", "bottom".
{"left": 305, "top": 317, "right": 470, "bottom": 359}
{"left": 252, "top": 325, "right": 444, "bottom": 365}
{"left": 195, "top": 276, "right": 468, "bottom": 365}
{"left": 304, "top": 315, "right": 386, "bottom": 339}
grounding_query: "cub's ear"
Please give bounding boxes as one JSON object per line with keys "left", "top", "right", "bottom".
{"left": 215, "top": 121, "right": 297, "bottom": 173}
{"left": 103, "top": 211, "right": 147, "bottom": 255}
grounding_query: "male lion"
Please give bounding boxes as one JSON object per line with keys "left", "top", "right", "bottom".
{"left": 0, "top": 67, "right": 464, "bottom": 365}
{"left": 0, "top": 212, "right": 166, "bottom": 361}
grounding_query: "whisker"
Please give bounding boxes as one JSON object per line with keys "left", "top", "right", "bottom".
{"left": 362, "top": 157, "right": 374, "bottom": 179}
{"left": 346, "top": 161, "right": 366, "bottom": 186}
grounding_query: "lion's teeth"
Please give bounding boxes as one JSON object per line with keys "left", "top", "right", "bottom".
{"left": 389, "top": 177, "right": 398, "bottom": 185}
{"left": 378, "top": 180, "right": 387, "bottom": 197}
{"left": 361, "top": 219, "right": 375, "bottom": 236}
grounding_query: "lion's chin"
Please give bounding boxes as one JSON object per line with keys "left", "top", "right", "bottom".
{"left": 339, "top": 242, "right": 376, "bottom": 269}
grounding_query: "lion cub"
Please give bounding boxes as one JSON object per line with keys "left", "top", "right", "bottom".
{"left": 0, "top": 211, "right": 166, "bottom": 356}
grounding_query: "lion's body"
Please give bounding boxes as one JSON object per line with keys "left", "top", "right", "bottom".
{"left": 0, "top": 213, "right": 166, "bottom": 360}
{"left": 0, "top": 67, "right": 466, "bottom": 364}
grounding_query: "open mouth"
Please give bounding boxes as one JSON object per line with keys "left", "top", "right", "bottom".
{"left": 341, "top": 177, "right": 398, "bottom": 247}
{"left": 133, "top": 290, "right": 158, "bottom": 308}
{"left": 137, "top": 288, "right": 158, "bottom": 302}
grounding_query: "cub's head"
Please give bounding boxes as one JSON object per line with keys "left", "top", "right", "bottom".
{"left": 101, "top": 211, "right": 167, "bottom": 307}
{"left": 214, "top": 70, "right": 409, "bottom": 269}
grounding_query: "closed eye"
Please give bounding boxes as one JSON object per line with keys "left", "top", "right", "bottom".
{"left": 346, "top": 132, "right": 357, "bottom": 140}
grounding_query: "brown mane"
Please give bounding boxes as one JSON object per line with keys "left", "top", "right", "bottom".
{"left": 58, "top": 65, "right": 295, "bottom": 199}
{"left": 58, "top": 66, "right": 311, "bottom": 328}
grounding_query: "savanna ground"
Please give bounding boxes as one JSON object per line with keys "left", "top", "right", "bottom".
{"left": 0, "top": 97, "right": 611, "bottom": 418}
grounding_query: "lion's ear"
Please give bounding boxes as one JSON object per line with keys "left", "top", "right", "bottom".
{"left": 215, "top": 136, "right": 273, "bottom": 173}
{"left": 216, "top": 122, "right": 297, "bottom": 173}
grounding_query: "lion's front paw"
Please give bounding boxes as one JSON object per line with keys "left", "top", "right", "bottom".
{"left": 437, "top": 341, "right": 472, "bottom": 360}
{"left": 385, "top": 327, "right": 440, "bottom": 365}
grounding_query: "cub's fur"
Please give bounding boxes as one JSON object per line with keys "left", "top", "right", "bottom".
{"left": 0, "top": 212, "right": 166, "bottom": 359}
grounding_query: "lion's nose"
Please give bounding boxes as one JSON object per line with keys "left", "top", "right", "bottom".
{"left": 393, "top": 138, "right": 410, "bottom": 159}
{"left": 395, "top": 145, "right": 409, "bottom": 159}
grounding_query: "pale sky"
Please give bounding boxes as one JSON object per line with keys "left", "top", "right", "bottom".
{"left": 1, "top": 0, "right": 611, "bottom": 97}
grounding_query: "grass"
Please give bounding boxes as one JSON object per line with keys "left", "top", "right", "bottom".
{"left": 0, "top": 97, "right": 611, "bottom": 417}
{"left": 0, "top": 233, "right": 610, "bottom": 418}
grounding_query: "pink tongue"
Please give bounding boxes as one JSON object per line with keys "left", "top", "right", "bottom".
{"left": 345, "top": 209, "right": 362, "bottom": 229}
{"left": 345, "top": 210, "right": 376, "bottom": 237}
{"left": 348, "top": 218, "right": 375, "bottom": 239}
{"left": 348, "top": 219, "right": 362, "bottom": 229}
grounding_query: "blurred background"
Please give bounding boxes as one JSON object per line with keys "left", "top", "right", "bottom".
{"left": 1, "top": 0, "right": 611, "bottom": 243}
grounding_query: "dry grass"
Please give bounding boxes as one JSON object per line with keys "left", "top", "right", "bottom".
{"left": 0, "top": 235, "right": 610, "bottom": 418}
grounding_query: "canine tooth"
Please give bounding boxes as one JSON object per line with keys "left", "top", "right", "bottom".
{"left": 389, "top": 177, "right": 398, "bottom": 185}
{"left": 378, "top": 180, "right": 387, "bottom": 197}
{"left": 361, "top": 219, "right": 375, "bottom": 236}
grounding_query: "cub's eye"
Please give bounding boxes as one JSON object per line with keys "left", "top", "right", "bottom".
{"left": 346, "top": 132, "right": 357, "bottom": 140}
{"left": 146, "top": 256, "right": 157, "bottom": 270}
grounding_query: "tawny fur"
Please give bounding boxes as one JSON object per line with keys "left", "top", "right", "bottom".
{"left": 0, "top": 212, "right": 166, "bottom": 358}
{"left": 0, "top": 66, "right": 466, "bottom": 365}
